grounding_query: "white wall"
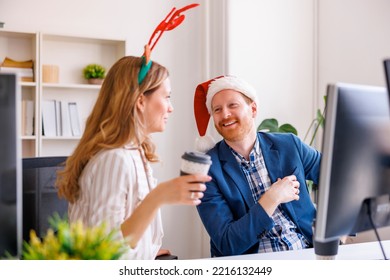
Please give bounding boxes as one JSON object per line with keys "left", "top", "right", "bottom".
{"left": 318, "top": 0, "right": 390, "bottom": 104}
{"left": 313, "top": 0, "right": 390, "bottom": 147}
{"left": 227, "top": 0, "right": 316, "bottom": 141}
{"left": 0, "top": 0, "right": 209, "bottom": 259}
{"left": 318, "top": 0, "right": 390, "bottom": 244}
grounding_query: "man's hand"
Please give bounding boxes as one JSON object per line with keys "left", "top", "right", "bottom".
{"left": 258, "top": 175, "right": 300, "bottom": 216}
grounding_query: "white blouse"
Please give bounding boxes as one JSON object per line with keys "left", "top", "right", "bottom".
{"left": 68, "top": 145, "right": 163, "bottom": 260}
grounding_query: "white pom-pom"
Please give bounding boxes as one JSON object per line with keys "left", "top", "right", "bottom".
{"left": 195, "top": 135, "right": 216, "bottom": 153}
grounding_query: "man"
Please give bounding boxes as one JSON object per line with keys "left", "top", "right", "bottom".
{"left": 193, "top": 76, "right": 321, "bottom": 257}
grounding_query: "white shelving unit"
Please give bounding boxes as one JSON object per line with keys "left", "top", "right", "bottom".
{"left": 0, "top": 30, "right": 39, "bottom": 157}
{"left": 0, "top": 30, "right": 126, "bottom": 157}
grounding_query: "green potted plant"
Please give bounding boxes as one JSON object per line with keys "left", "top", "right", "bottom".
{"left": 23, "top": 214, "right": 126, "bottom": 260}
{"left": 83, "top": 63, "right": 106, "bottom": 85}
{"left": 257, "top": 118, "right": 298, "bottom": 135}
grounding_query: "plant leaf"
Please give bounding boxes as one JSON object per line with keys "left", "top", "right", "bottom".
{"left": 316, "top": 109, "right": 325, "bottom": 129}
{"left": 257, "top": 118, "right": 279, "bottom": 132}
{"left": 257, "top": 118, "right": 297, "bottom": 135}
{"left": 22, "top": 215, "right": 126, "bottom": 260}
{"left": 279, "top": 124, "right": 298, "bottom": 135}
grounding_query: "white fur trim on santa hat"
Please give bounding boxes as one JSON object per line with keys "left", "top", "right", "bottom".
{"left": 195, "top": 135, "right": 216, "bottom": 153}
{"left": 206, "top": 76, "right": 258, "bottom": 113}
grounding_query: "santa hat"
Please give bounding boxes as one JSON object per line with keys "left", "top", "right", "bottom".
{"left": 193, "top": 75, "right": 258, "bottom": 152}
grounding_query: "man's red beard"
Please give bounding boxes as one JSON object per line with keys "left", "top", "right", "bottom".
{"left": 215, "top": 118, "right": 253, "bottom": 142}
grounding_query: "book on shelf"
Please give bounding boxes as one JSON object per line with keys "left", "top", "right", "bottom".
{"left": 1, "top": 57, "right": 34, "bottom": 82}
{"left": 0, "top": 67, "right": 34, "bottom": 82}
{"left": 41, "top": 99, "right": 81, "bottom": 137}
{"left": 60, "top": 101, "right": 72, "bottom": 137}
{"left": 42, "top": 99, "right": 57, "bottom": 137}
{"left": 21, "top": 76, "right": 34, "bottom": 82}
{"left": 68, "top": 102, "right": 81, "bottom": 137}
{"left": 55, "top": 100, "right": 62, "bottom": 137}
{"left": 1, "top": 57, "right": 33, "bottom": 68}
{"left": 21, "top": 99, "right": 34, "bottom": 136}
{"left": 0, "top": 67, "right": 33, "bottom": 76}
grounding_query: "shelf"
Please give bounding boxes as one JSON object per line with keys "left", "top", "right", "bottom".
{"left": 21, "top": 82, "right": 37, "bottom": 87}
{"left": 1, "top": 30, "right": 39, "bottom": 157}
{"left": 42, "top": 33, "right": 126, "bottom": 45}
{"left": 1, "top": 29, "right": 126, "bottom": 157}
{"left": 0, "top": 30, "right": 37, "bottom": 75}
{"left": 21, "top": 136, "right": 36, "bottom": 140}
{"left": 42, "top": 83, "right": 101, "bottom": 90}
{"left": 41, "top": 32, "right": 125, "bottom": 85}
{"left": 42, "top": 136, "right": 81, "bottom": 140}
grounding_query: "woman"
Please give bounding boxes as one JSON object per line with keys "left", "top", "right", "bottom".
{"left": 56, "top": 56, "right": 210, "bottom": 259}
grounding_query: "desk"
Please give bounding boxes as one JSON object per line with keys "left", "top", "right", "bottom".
{"left": 212, "top": 240, "right": 390, "bottom": 260}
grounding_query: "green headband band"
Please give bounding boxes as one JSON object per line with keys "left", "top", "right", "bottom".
{"left": 138, "top": 56, "right": 152, "bottom": 84}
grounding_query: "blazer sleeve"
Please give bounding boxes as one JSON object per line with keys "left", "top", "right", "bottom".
{"left": 291, "top": 133, "right": 321, "bottom": 184}
{"left": 197, "top": 151, "right": 274, "bottom": 256}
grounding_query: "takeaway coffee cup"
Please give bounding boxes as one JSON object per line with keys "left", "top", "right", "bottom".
{"left": 180, "top": 151, "right": 212, "bottom": 176}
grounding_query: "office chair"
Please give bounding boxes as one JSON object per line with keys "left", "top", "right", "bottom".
{"left": 22, "top": 156, "right": 68, "bottom": 241}
{"left": 155, "top": 253, "right": 178, "bottom": 260}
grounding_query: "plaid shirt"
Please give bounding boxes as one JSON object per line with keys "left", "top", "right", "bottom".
{"left": 229, "top": 139, "right": 309, "bottom": 253}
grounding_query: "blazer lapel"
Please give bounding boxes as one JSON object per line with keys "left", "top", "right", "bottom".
{"left": 257, "top": 133, "right": 298, "bottom": 220}
{"left": 219, "top": 141, "right": 254, "bottom": 207}
{"left": 258, "top": 133, "right": 282, "bottom": 183}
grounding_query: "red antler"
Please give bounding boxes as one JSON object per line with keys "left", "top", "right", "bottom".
{"left": 147, "top": 3, "right": 200, "bottom": 51}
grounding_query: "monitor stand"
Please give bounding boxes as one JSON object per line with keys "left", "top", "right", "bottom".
{"left": 314, "top": 239, "right": 340, "bottom": 260}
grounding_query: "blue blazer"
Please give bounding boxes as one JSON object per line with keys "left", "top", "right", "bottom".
{"left": 197, "top": 132, "right": 321, "bottom": 257}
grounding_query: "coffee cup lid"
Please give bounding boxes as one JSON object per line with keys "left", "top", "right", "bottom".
{"left": 181, "top": 151, "right": 212, "bottom": 164}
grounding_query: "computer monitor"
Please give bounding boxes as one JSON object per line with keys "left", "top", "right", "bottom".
{"left": 314, "top": 83, "right": 390, "bottom": 258}
{"left": 0, "top": 73, "right": 22, "bottom": 258}
{"left": 385, "top": 59, "right": 390, "bottom": 98}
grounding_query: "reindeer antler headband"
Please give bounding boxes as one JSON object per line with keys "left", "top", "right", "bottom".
{"left": 138, "top": 3, "right": 199, "bottom": 84}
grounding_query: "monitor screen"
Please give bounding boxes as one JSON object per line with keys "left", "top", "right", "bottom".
{"left": 315, "top": 83, "right": 390, "bottom": 247}
{"left": 0, "top": 73, "right": 22, "bottom": 258}
{"left": 385, "top": 59, "right": 390, "bottom": 98}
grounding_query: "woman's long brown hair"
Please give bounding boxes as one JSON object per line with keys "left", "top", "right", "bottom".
{"left": 56, "top": 56, "right": 169, "bottom": 203}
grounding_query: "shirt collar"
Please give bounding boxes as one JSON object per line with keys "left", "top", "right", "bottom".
{"left": 228, "top": 137, "right": 260, "bottom": 164}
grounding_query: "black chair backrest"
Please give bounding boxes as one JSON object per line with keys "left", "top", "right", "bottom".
{"left": 22, "top": 157, "right": 68, "bottom": 241}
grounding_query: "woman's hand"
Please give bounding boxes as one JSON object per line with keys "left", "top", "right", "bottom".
{"left": 152, "top": 174, "right": 211, "bottom": 206}
{"left": 121, "top": 173, "right": 210, "bottom": 248}
{"left": 157, "top": 248, "right": 171, "bottom": 256}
